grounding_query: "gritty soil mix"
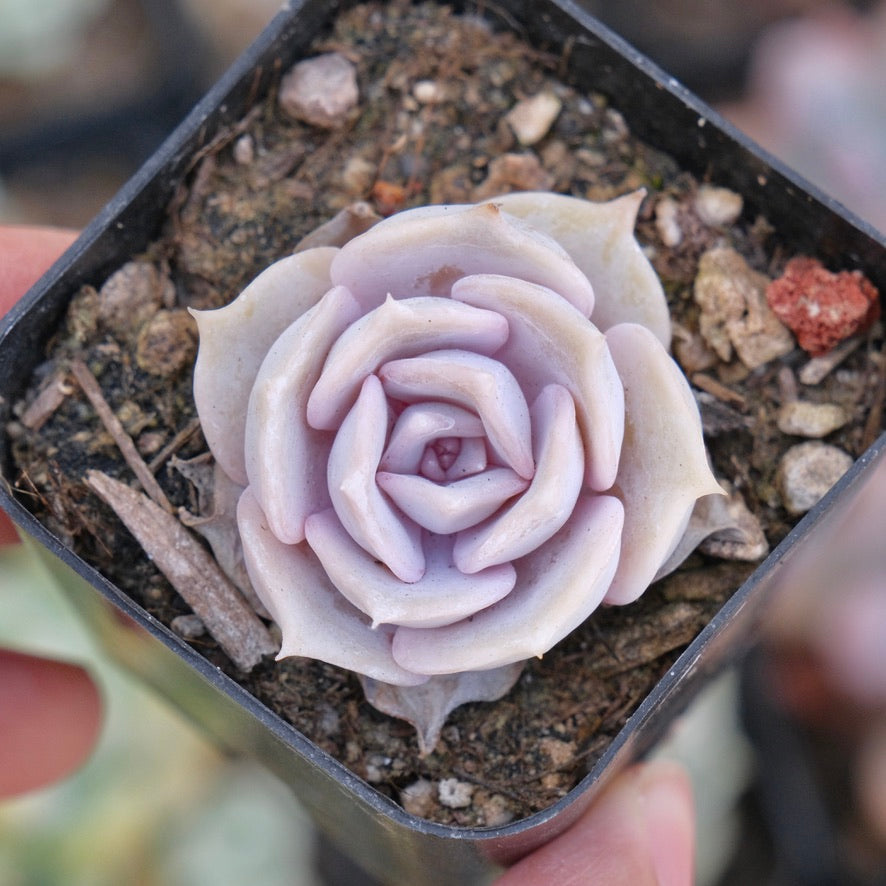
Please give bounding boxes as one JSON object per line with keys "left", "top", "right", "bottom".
{"left": 6, "top": 0, "right": 884, "bottom": 827}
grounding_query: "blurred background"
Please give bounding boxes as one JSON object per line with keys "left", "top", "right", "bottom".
{"left": 1, "top": 1, "right": 885, "bottom": 883}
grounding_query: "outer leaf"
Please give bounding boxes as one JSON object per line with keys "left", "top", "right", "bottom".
{"left": 392, "top": 494, "right": 624, "bottom": 674}
{"left": 360, "top": 664, "right": 525, "bottom": 756}
{"left": 330, "top": 202, "right": 595, "bottom": 315}
{"left": 603, "top": 323, "right": 724, "bottom": 605}
{"left": 495, "top": 190, "right": 672, "bottom": 347}
{"left": 244, "top": 284, "right": 363, "bottom": 544}
{"left": 237, "top": 488, "right": 426, "bottom": 686}
{"left": 192, "top": 247, "right": 337, "bottom": 485}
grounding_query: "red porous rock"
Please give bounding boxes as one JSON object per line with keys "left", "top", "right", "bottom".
{"left": 766, "top": 256, "right": 880, "bottom": 356}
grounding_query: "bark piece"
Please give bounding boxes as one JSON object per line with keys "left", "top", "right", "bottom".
{"left": 85, "top": 470, "right": 277, "bottom": 671}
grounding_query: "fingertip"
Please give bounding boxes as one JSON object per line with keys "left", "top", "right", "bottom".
{"left": 495, "top": 759, "right": 695, "bottom": 886}
{"left": 635, "top": 758, "right": 696, "bottom": 886}
{"left": 0, "top": 649, "right": 103, "bottom": 798}
{"left": 0, "top": 225, "right": 78, "bottom": 316}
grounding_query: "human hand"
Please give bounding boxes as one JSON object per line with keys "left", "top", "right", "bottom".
{"left": 0, "top": 225, "right": 101, "bottom": 798}
{"left": 496, "top": 758, "right": 694, "bottom": 886}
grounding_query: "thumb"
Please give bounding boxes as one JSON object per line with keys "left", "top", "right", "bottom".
{"left": 495, "top": 759, "right": 695, "bottom": 886}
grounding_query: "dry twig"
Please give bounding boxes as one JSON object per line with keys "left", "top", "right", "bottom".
{"left": 70, "top": 359, "right": 172, "bottom": 512}
{"left": 85, "top": 469, "right": 277, "bottom": 671}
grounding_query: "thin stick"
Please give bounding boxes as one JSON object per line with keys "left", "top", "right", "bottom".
{"left": 147, "top": 417, "right": 202, "bottom": 474}
{"left": 70, "top": 359, "right": 172, "bottom": 512}
{"left": 86, "top": 470, "right": 277, "bottom": 671}
{"left": 691, "top": 372, "right": 747, "bottom": 408}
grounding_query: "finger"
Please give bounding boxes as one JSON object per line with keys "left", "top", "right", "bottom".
{"left": 0, "top": 225, "right": 78, "bottom": 316}
{"left": 495, "top": 759, "right": 695, "bottom": 886}
{"left": 0, "top": 225, "right": 78, "bottom": 545}
{"left": 0, "top": 649, "right": 102, "bottom": 797}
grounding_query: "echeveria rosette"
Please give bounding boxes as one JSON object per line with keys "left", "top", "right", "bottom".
{"left": 191, "top": 190, "right": 721, "bottom": 752}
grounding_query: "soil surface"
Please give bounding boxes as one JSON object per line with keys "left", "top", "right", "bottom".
{"left": 6, "top": 0, "right": 884, "bottom": 827}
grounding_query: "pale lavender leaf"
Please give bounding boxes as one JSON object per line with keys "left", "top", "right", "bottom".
{"left": 453, "top": 384, "right": 584, "bottom": 573}
{"left": 444, "top": 437, "right": 487, "bottom": 480}
{"left": 307, "top": 295, "right": 509, "bottom": 430}
{"left": 379, "top": 402, "right": 485, "bottom": 474}
{"left": 376, "top": 468, "right": 528, "bottom": 534}
{"left": 392, "top": 494, "right": 624, "bottom": 674}
{"left": 236, "top": 488, "right": 426, "bottom": 685}
{"left": 305, "top": 509, "right": 516, "bottom": 629}
{"left": 360, "top": 663, "right": 524, "bottom": 756}
{"left": 603, "top": 323, "right": 724, "bottom": 605}
{"left": 244, "top": 284, "right": 362, "bottom": 544}
{"left": 192, "top": 247, "right": 338, "bottom": 485}
{"left": 327, "top": 375, "right": 425, "bottom": 582}
{"left": 330, "top": 201, "right": 594, "bottom": 315}
{"left": 452, "top": 273, "right": 624, "bottom": 490}
{"left": 293, "top": 201, "right": 380, "bottom": 252}
{"left": 380, "top": 349, "right": 534, "bottom": 480}
{"left": 495, "top": 189, "right": 672, "bottom": 347}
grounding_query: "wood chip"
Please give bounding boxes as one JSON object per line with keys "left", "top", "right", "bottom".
{"left": 20, "top": 370, "right": 73, "bottom": 430}
{"left": 85, "top": 470, "right": 277, "bottom": 671}
{"left": 70, "top": 359, "right": 173, "bottom": 512}
{"left": 691, "top": 372, "right": 747, "bottom": 408}
{"left": 147, "top": 417, "right": 202, "bottom": 473}
{"left": 798, "top": 335, "right": 862, "bottom": 385}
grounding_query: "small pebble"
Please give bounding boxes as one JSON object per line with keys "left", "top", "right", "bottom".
{"left": 473, "top": 152, "right": 554, "bottom": 199}
{"left": 279, "top": 53, "right": 359, "bottom": 129}
{"left": 504, "top": 91, "right": 562, "bottom": 146}
{"left": 694, "top": 247, "right": 794, "bottom": 370}
{"left": 438, "top": 778, "right": 474, "bottom": 809}
{"left": 476, "top": 792, "right": 514, "bottom": 827}
{"left": 233, "top": 134, "right": 254, "bottom": 165}
{"left": 340, "top": 155, "right": 377, "bottom": 196}
{"left": 135, "top": 309, "right": 197, "bottom": 377}
{"left": 778, "top": 442, "right": 853, "bottom": 515}
{"left": 655, "top": 196, "right": 683, "bottom": 247}
{"left": 539, "top": 737, "right": 576, "bottom": 768}
{"left": 98, "top": 261, "right": 174, "bottom": 339}
{"left": 695, "top": 185, "right": 743, "bottom": 226}
{"left": 777, "top": 400, "right": 848, "bottom": 438}
{"left": 412, "top": 79, "right": 443, "bottom": 104}
{"left": 401, "top": 779, "right": 435, "bottom": 817}
{"left": 171, "top": 614, "right": 205, "bottom": 640}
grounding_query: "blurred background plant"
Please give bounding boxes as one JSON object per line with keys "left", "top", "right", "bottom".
{"left": 1, "top": 1, "right": 884, "bottom": 883}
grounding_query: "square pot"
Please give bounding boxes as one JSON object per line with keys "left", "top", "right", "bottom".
{"left": 2, "top": 1, "right": 885, "bottom": 882}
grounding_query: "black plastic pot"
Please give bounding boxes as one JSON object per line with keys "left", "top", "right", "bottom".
{"left": 2, "top": 1, "right": 885, "bottom": 883}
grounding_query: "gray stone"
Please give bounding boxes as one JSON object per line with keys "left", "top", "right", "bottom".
{"left": 695, "top": 185, "right": 743, "bottom": 226}
{"left": 777, "top": 400, "right": 849, "bottom": 438}
{"left": 438, "top": 778, "right": 474, "bottom": 809}
{"left": 504, "top": 92, "right": 562, "bottom": 146}
{"left": 778, "top": 442, "right": 853, "bottom": 515}
{"left": 279, "top": 53, "right": 358, "bottom": 129}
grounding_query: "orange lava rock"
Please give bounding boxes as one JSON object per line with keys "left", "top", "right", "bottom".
{"left": 370, "top": 180, "right": 407, "bottom": 216}
{"left": 766, "top": 256, "right": 880, "bottom": 356}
